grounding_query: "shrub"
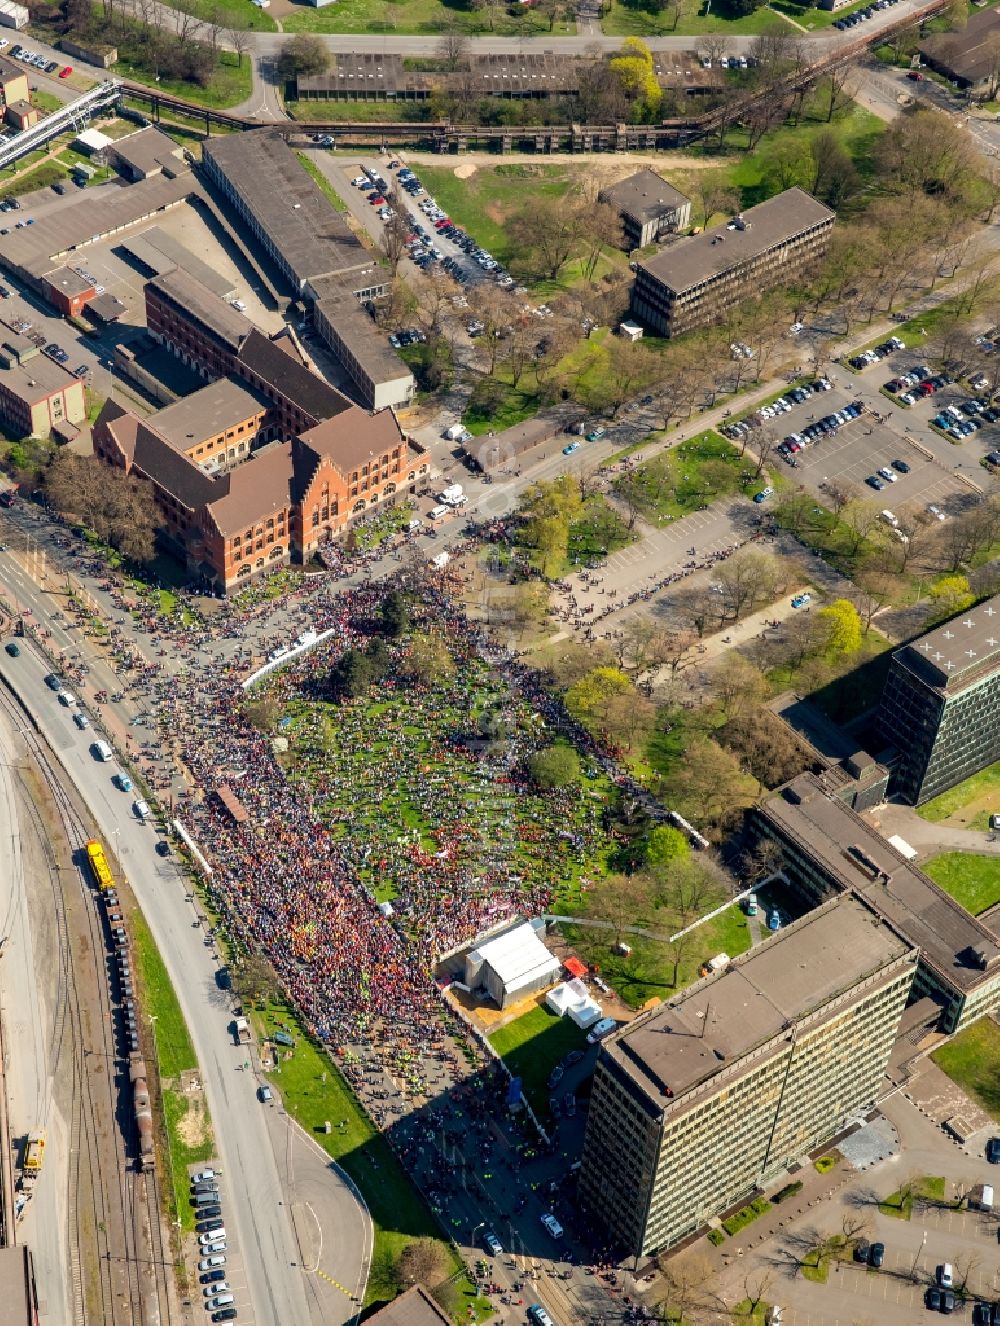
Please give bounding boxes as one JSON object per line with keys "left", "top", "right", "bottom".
{"left": 708, "top": 1228, "right": 726, "bottom": 1246}
{"left": 814, "top": 1154, "right": 838, "bottom": 1174}
{"left": 772, "top": 1180, "right": 804, "bottom": 1204}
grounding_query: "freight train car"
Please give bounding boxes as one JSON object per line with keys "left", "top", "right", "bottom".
{"left": 130, "top": 1056, "right": 154, "bottom": 1172}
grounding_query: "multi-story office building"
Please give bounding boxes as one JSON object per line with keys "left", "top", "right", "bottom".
{"left": 754, "top": 772, "right": 1000, "bottom": 1033}
{"left": 877, "top": 596, "right": 1000, "bottom": 804}
{"left": 630, "top": 188, "right": 834, "bottom": 337}
{"left": 579, "top": 894, "right": 916, "bottom": 1257}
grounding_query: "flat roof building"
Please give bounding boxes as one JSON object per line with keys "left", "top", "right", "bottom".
{"left": 0, "top": 355, "right": 86, "bottom": 437}
{"left": 754, "top": 772, "right": 1000, "bottom": 1032}
{"left": 110, "top": 126, "right": 186, "bottom": 181}
{"left": 579, "top": 893, "right": 916, "bottom": 1256}
{"left": 598, "top": 169, "right": 691, "bottom": 250}
{"left": 878, "top": 596, "right": 1000, "bottom": 805}
{"left": 310, "top": 279, "right": 414, "bottom": 413}
{"left": 631, "top": 188, "right": 834, "bottom": 337}
{"left": 202, "top": 132, "right": 374, "bottom": 294}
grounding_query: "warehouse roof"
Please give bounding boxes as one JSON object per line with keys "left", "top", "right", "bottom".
{"left": 111, "top": 126, "right": 185, "bottom": 178}
{"left": 312, "top": 289, "right": 413, "bottom": 388}
{"left": 203, "top": 133, "right": 371, "bottom": 290}
{"left": 892, "top": 594, "right": 1000, "bottom": 693}
{"left": 638, "top": 188, "right": 834, "bottom": 295}
{"left": 120, "top": 225, "right": 236, "bottom": 299}
{"left": 758, "top": 773, "right": 1000, "bottom": 990}
{"left": 0, "top": 174, "right": 192, "bottom": 279}
{"left": 364, "top": 1286, "right": 451, "bottom": 1326}
{"left": 206, "top": 441, "right": 295, "bottom": 537}
{"left": 238, "top": 329, "right": 352, "bottom": 424}
{"left": 600, "top": 169, "right": 690, "bottom": 224}
{"left": 607, "top": 893, "right": 914, "bottom": 1107}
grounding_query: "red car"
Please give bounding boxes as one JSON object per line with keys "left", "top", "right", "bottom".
{"left": 907, "top": 70, "right": 924, "bottom": 80}
{"left": 59, "top": 65, "right": 72, "bottom": 77}
{"left": 434, "top": 218, "right": 452, "bottom": 229}
{"left": 369, "top": 194, "right": 385, "bottom": 206}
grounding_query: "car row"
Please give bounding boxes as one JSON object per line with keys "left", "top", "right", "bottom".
{"left": 849, "top": 336, "right": 905, "bottom": 369}
{"left": 778, "top": 400, "right": 864, "bottom": 459}
{"left": 864, "top": 457, "right": 910, "bottom": 490}
{"left": 930, "top": 398, "right": 1000, "bottom": 439}
{"left": 192, "top": 1172, "right": 237, "bottom": 1321}
{"left": 721, "top": 379, "right": 831, "bottom": 442}
{"left": 44, "top": 342, "right": 69, "bottom": 366}
{"left": 853, "top": 1239, "right": 885, "bottom": 1268}
{"left": 7, "top": 44, "right": 64, "bottom": 75}
{"left": 834, "top": 0, "right": 901, "bottom": 29}
{"left": 388, "top": 328, "right": 426, "bottom": 349}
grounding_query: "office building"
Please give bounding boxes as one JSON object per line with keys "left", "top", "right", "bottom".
{"left": 579, "top": 893, "right": 916, "bottom": 1257}
{"left": 0, "top": 355, "right": 86, "bottom": 437}
{"left": 753, "top": 772, "right": 1000, "bottom": 1032}
{"left": 311, "top": 280, "right": 415, "bottom": 412}
{"left": 877, "top": 596, "right": 1000, "bottom": 804}
{"left": 630, "top": 188, "right": 834, "bottom": 337}
{"left": 598, "top": 169, "right": 691, "bottom": 250}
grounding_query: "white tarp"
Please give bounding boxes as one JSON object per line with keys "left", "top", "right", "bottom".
{"left": 887, "top": 834, "right": 918, "bottom": 860}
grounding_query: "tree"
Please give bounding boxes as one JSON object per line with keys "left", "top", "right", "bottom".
{"left": 853, "top": 570, "right": 895, "bottom": 631}
{"left": 405, "top": 634, "right": 455, "bottom": 685}
{"left": 710, "top": 654, "right": 770, "bottom": 719}
{"left": 714, "top": 549, "right": 787, "bottom": 622}
{"left": 608, "top": 37, "right": 662, "bottom": 121}
{"left": 398, "top": 1237, "right": 449, "bottom": 1289}
{"left": 226, "top": 20, "right": 251, "bottom": 66}
{"left": 586, "top": 872, "right": 651, "bottom": 944}
{"left": 380, "top": 589, "right": 411, "bottom": 637}
{"left": 43, "top": 452, "right": 159, "bottom": 563}
{"left": 276, "top": 32, "right": 329, "bottom": 81}
{"left": 380, "top": 193, "right": 413, "bottom": 275}
{"left": 565, "top": 666, "right": 636, "bottom": 736}
{"left": 657, "top": 735, "right": 757, "bottom": 831}
{"left": 437, "top": 24, "right": 469, "bottom": 72}
{"left": 581, "top": 201, "right": 624, "bottom": 278}
{"left": 244, "top": 696, "right": 280, "bottom": 732}
{"left": 817, "top": 598, "right": 862, "bottom": 656}
{"left": 508, "top": 195, "right": 583, "bottom": 282}
{"left": 840, "top": 500, "right": 882, "bottom": 558}
{"left": 692, "top": 169, "right": 741, "bottom": 230}
{"left": 927, "top": 573, "right": 975, "bottom": 620}
{"left": 717, "top": 709, "right": 812, "bottom": 788}
{"left": 234, "top": 953, "right": 281, "bottom": 1005}
{"left": 527, "top": 743, "right": 582, "bottom": 789}
{"left": 641, "top": 824, "right": 690, "bottom": 869}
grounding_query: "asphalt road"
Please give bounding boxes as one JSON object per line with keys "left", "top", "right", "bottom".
{"left": 0, "top": 635, "right": 340, "bottom": 1326}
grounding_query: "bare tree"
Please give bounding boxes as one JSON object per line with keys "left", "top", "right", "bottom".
{"left": 227, "top": 21, "right": 252, "bottom": 67}
{"left": 437, "top": 24, "right": 470, "bottom": 72}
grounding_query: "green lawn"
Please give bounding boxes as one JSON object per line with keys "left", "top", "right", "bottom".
{"left": 565, "top": 497, "right": 636, "bottom": 571}
{"left": 112, "top": 50, "right": 252, "bottom": 109}
{"left": 561, "top": 902, "right": 753, "bottom": 1009}
{"left": 603, "top": 0, "right": 795, "bottom": 34}
{"left": 462, "top": 384, "right": 541, "bottom": 437}
{"left": 922, "top": 853, "right": 1000, "bottom": 917}
{"left": 933, "top": 1018, "right": 1000, "bottom": 1121}
{"left": 417, "top": 162, "right": 577, "bottom": 270}
{"left": 131, "top": 908, "right": 214, "bottom": 1233}
{"left": 283, "top": 0, "right": 570, "bottom": 33}
{"left": 285, "top": 100, "right": 431, "bottom": 123}
{"left": 255, "top": 1002, "right": 487, "bottom": 1315}
{"left": 879, "top": 1175, "right": 945, "bottom": 1219}
{"left": 613, "top": 429, "right": 749, "bottom": 523}
{"left": 32, "top": 89, "right": 64, "bottom": 115}
{"left": 296, "top": 151, "right": 348, "bottom": 212}
{"left": 917, "top": 760, "right": 1000, "bottom": 831}
{"left": 490, "top": 1004, "right": 588, "bottom": 1120}
{"left": 1, "top": 161, "right": 68, "bottom": 197}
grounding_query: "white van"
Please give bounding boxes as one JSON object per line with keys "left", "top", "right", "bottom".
{"left": 133, "top": 799, "right": 150, "bottom": 822}
{"left": 429, "top": 505, "right": 450, "bottom": 521}
{"left": 93, "top": 740, "right": 113, "bottom": 761}
{"left": 587, "top": 1016, "right": 617, "bottom": 1044}
{"left": 205, "top": 1293, "right": 235, "bottom": 1311}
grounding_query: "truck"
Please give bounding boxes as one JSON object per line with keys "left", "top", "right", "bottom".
{"left": 21, "top": 1130, "right": 45, "bottom": 1187}
{"left": 437, "top": 484, "right": 464, "bottom": 506}
{"left": 233, "top": 1016, "right": 251, "bottom": 1045}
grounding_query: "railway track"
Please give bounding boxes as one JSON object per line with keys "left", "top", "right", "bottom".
{"left": 0, "top": 686, "right": 173, "bottom": 1326}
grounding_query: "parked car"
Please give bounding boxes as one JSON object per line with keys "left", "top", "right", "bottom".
{"left": 869, "top": 1242, "right": 884, "bottom": 1268}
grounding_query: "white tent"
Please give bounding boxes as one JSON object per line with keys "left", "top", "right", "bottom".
{"left": 568, "top": 999, "right": 602, "bottom": 1030}
{"left": 465, "top": 921, "right": 561, "bottom": 1009}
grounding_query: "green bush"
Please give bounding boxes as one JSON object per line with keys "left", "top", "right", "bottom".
{"left": 722, "top": 1197, "right": 772, "bottom": 1236}
{"left": 708, "top": 1227, "right": 727, "bottom": 1246}
{"left": 814, "top": 1154, "right": 838, "bottom": 1174}
{"left": 773, "top": 1180, "right": 804, "bottom": 1204}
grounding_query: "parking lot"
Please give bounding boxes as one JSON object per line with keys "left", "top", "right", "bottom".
{"left": 729, "top": 365, "right": 996, "bottom": 523}
{"left": 189, "top": 1165, "right": 255, "bottom": 1326}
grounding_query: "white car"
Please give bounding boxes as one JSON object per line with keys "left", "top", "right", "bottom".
{"left": 199, "top": 1229, "right": 226, "bottom": 1246}
{"left": 877, "top": 467, "right": 897, "bottom": 483}
{"left": 199, "top": 1255, "right": 226, "bottom": 1271}
{"left": 58, "top": 690, "right": 77, "bottom": 707}
{"left": 540, "top": 1213, "right": 564, "bottom": 1240}
{"left": 880, "top": 509, "right": 899, "bottom": 527}
{"left": 927, "top": 504, "right": 947, "bottom": 521}
{"left": 192, "top": 1169, "right": 217, "bottom": 1184}
{"left": 203, "top": 1283, "right": 231, "bottom": 1297}
{"left": 232, "top": 299, "right": 247, "bottom": 312}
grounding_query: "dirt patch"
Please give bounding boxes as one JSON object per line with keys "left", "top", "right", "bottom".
{"left": 453, "top": 162, "right": 477, "bottom": 180}
{"left": 401, "top": 149, "right": 737, "bottom": 182}
{"left": 174, "top": 1090, "right": 210, "bottom": 1150}
{"left": 484, "top": 200, "right": 508, "bottom": 225}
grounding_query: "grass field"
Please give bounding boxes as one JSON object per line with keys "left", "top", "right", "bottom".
{"left": 922, "top": 853, "right": 1000, "bottom": 917}
{"left": 612, "top": 429, "right": 749, "bottom": 524}
{"left": 561, "top": 902, "right": 753, "bottom": 1009}
{"left": 917, "top": 760, "right": 1000, "bottom": 831}
{"left": 602, "top": 0, "right": 795, "bottom": 35}
{"left": 255, "top": 1002, "right": 488, "bottom": 1315}
{"left": 933, "top": 1018, "right": 1000, "bottom": 1121}
{"left": 131, "top": 908, "right": 214, "bottom": 1233}
{"left": 112, "top": 49, "right": 252, "bottom": 109}
{"left": 283, "top": 0, "right": 570, "bottom": 34}
{"left": 879, "top": 1175, "right": 945, "bottom": 1219}
{"left": 489, "top": 1004, "right": 589, "bottom": 1120}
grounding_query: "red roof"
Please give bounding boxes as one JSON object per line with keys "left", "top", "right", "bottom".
{"left": 563, "top": 956, "right": 587, "bottom": 979}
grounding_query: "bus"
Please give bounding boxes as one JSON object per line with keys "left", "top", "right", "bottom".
{"left": 85, "top": 839, "right": 114, "bottom": 891}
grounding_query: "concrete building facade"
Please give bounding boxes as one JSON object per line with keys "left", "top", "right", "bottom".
{"left": 630, "top": 189, "right": 834, "bottom": 337}
{"left": 598, "top": 169, "right": 692, "bottom": 249}
{"left": 877, "top": 596, "right": 1000, "bottom": 804}
{"left": 0, "top": 357, "right": 86, "bottom": 437}
{"left": 579, "top": 894, "right": 916, "bottom": 1257}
